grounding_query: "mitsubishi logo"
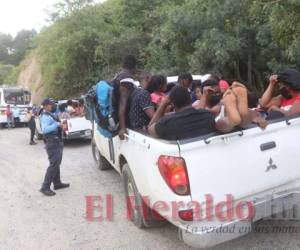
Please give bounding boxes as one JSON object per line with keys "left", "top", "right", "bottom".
{"left": 266, "top": 158, "right": 277, "bottom": 172}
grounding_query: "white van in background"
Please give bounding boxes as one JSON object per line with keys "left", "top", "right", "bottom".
{"left": 0, "top": 85, "right": 32, "bottom": 128}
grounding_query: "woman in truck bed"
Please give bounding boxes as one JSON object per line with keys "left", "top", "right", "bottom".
{"left": 147, "top": 75, "right": 167, "bottom": 109}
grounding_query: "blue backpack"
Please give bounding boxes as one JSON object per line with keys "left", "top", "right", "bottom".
{"left": 84, "top": 80, "right": 119, "bottom": 138}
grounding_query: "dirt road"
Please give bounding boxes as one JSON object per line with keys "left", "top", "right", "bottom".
{"left": 1, "top": 128, "right": 300, "bottom": 250}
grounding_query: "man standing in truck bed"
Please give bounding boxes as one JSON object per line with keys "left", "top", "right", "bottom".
{"left": 112, "top": 55, "right": 139, "bottom": 140}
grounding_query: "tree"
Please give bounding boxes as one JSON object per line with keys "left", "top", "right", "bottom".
{"left": 18, "top": 0, "right": 300, "bottom": 98}
{"left": 0, "top": 64, "right": 15, "bottom": 84}
{"left": 48, "top": 0, "right": 95, "bottom": 21}
{"left": 145, "top": 0, "right": 298, "bottom": 91}
{"left": 10, "top": 29, "right": 37, "bottom": 65}
{"left": 0, "top": 33, "right": 13, "bottom": 64}
{"left": 268, "top": 0, "right": 300, "bottom": 65}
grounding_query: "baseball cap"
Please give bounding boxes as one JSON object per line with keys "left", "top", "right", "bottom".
{"left": 41, "top": 98, "right": 55, "bottom": 106}
{"left": 277, "top": 69, "right": 300, "bottom": 91}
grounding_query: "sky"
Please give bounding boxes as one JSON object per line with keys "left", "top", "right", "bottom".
{"left": 0, "top": 0, "right": 60, "bottom": 36}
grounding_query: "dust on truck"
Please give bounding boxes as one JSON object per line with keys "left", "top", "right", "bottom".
{"left": 0, "top": 86, "right": 32, "bottom": 127}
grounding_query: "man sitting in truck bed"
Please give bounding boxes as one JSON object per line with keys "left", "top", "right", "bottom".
{"left": 260, "top": 69, "right": 300, "bottom": 119}
{"left": 148, "top": 86, "right": 217, "bottom": 140}
{"left": 148, "top": 84, "right": 266, "bottom": 140}
{"left": 129, "top": 78, "right": 155, "bottom": 130}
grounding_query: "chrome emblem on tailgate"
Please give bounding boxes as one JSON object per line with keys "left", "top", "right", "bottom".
{"left": 266, "top": 158, "right": 277, "bottom": 172}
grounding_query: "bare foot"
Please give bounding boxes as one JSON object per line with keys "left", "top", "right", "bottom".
{"left": 223, "top": 89, "right": 241, "bottom": 126}
{"left": 252, "top": 115, "right": 268, "bottom": 130}
{"left": 231, "top": 81, "right": 249, "bottom": 120}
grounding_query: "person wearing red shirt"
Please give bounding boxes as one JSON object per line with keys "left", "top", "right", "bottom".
{"left": 260, "top": 69, "right": 300, "bottom": 118}
{"left": 6, "top": 105, "right": 13, "bottom": 129}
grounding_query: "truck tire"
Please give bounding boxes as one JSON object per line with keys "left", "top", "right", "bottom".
{"left": 122, "top": 164, "right": 167, "bottom": 228}
{"left": 92, "top": 140, "right": 111, "bottom": 170}
{"left": 35, "top": 129, "right": 43, "bottom": 140}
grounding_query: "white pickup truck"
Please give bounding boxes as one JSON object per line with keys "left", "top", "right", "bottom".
{"left": 92, "top": 113, "right": 300, "bottom": 248}
{"left": 35, "top": 102, "right": 92, "bottom": 140}
{"left": 36, "top": 115, "right": 92, "bottom": 140}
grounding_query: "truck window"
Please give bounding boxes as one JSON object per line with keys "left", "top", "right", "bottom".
{"left": 3, "top": 89, "right": 31, "bottom": 105}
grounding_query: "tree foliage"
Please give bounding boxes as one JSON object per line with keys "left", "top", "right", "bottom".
{"left": 28, "top": 0, "right": 300, "bottom": 98}
{"left": 0, "top": 64, "right": 14, "bottom": 84}
{"left": 48, "top": 0, "right": 95, "bottom": 22}
{"left": 0, "top": 30, "right": 35, "bottom": 84}
{"left": 0, "top": 30, "right": 36, "bottom": 66}
{"left": 0, "top": 33, "right": 13, "bottom": 65}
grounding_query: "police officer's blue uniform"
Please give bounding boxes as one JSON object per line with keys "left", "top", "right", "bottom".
{"left": 40, "top": 98, "right": 69, "bottom": 196}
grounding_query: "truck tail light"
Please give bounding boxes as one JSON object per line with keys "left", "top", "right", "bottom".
{"left": 157, "top": 156, "right": 190, "bottom": 196}
{"left": 179, "top": 209, "right": 194, "bottom": 221}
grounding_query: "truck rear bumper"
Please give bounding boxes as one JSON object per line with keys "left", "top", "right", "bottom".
{"left": 179, "top": 189, "right": 300, "bottom": 248}
{"left": 65, "top": 130, "right": 92, "bottom": 140}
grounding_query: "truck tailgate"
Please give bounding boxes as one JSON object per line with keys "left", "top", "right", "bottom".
{"left": 178, "top": 119, "right": 300, "bottom": 204}
{"left": 67, "top": 117, "right": 92, "bottom": 133}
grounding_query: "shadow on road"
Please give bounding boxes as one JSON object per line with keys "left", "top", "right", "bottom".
{"left": 64, "top": 139, "right": 91, "bottom": 148}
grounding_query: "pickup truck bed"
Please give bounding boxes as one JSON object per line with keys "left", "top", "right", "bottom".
{"left": 35, "top": 115, "right": 92, "bottom": 140}
{"left": 93, "top": 115, "right": 300, "bottom": 248}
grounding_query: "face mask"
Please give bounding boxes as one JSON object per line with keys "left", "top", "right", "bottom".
{"left": 279, "top": 87, "right": 292, "bottom": 99}
{"left": 208, "top": 93, "right": 222, "bottom": 106}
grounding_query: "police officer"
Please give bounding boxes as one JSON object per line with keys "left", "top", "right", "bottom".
{"left": 40, "top": 98, "right": 70, "bottom": 196}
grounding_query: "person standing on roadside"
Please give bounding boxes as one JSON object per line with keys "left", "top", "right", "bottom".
{"left": 40, "top": 98, "right": 70, "bottom": 196}
{"left": 6, "top": 105, "right": 13, "bottom": 129}
{"left": 26, "top": 108, "right": 37, "bottom": 145}
{"left": 12, "top": 105, "right": 20, "bottom": 126}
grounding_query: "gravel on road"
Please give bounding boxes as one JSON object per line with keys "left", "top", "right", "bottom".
{"left": 0, "top": 128, "right": 300, "bottom": 250}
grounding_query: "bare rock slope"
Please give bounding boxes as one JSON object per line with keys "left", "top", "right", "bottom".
{"left": 17, "top": 54, "right": 44, "bottom": 105}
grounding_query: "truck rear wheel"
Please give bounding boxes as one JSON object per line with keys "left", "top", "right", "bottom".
{"left": 122, "top": 164, "right": 166, "bottom": 228}
{"left": 92, "top": 140, "right": 111, "bottom": 170}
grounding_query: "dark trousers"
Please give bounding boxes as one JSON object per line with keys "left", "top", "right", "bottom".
{"left": 42, "top": 137, "right": 64, "bottom": 189}
{"left": 29, "top": 123, "right": 35, "bottom": 142}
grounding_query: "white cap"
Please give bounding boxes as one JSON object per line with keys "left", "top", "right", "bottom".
{"left": 120, "top": 78, "right": 140, "bottom": 87}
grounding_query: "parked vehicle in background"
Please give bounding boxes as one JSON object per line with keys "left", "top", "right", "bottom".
{"left": 35, "top": 99, "right": 92, "bottom": 140}
{"left": 0, "top": 86, "right": 32, "bottom": 128}
{"left": 166, "top": 74, "right": 204, "bottom": 84}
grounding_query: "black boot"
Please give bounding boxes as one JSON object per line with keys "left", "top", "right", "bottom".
{"left": 40, "top": 188, "right": 56, "bottom": 196}
{"left": 54, "top": 183, "right": 70, "bottom": 190}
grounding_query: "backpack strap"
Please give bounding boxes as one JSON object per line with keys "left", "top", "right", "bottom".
{"left": 108, "top": 88, "right": 114, "bottom": 116}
